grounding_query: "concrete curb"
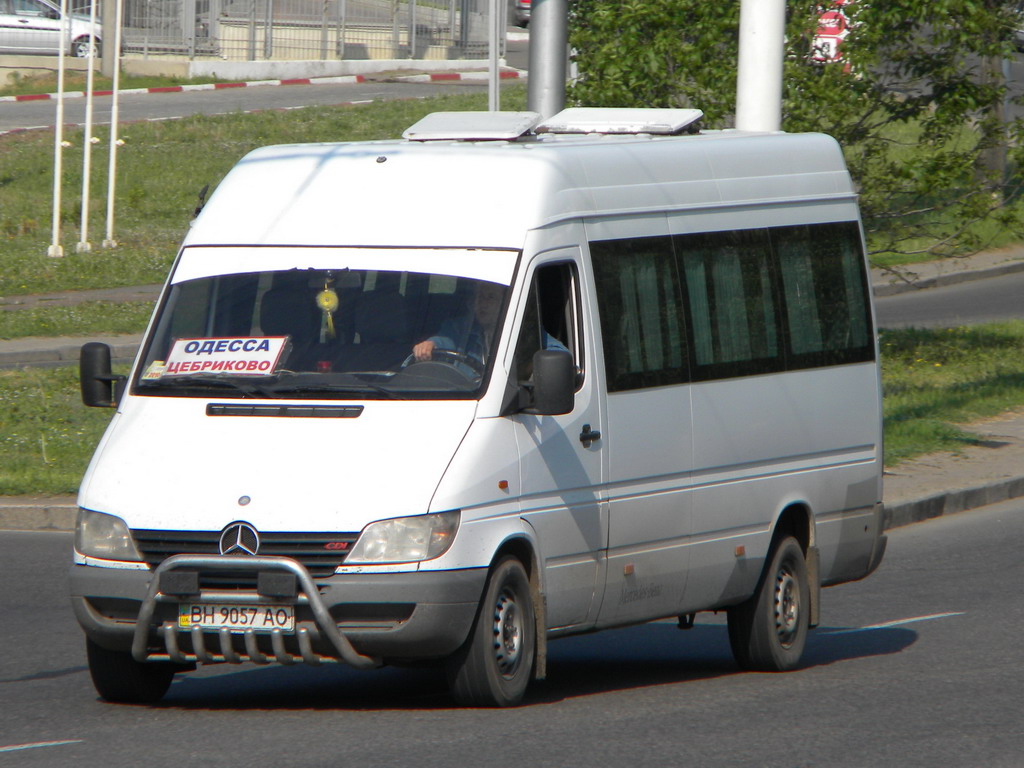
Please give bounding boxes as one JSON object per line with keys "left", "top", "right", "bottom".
{"left": 882, "top": 476, "right": 1024, "bottom": 530}
{"left": 871, "top": 257, "right": 1024, "bottom": 297}
{"left": 0, "top": 335, "right": 141, "bottom": 370}
{"left": 0, "top": 498, "right": 77, "bottom": 531}
{"left": 0, "top": 67, "right": 528, "bottom": 104}
{"left": 393, "top": 69, "right": 526, "bottom": 84}
{"left": 0, "top": 75, "right": 368, "bottom": 103}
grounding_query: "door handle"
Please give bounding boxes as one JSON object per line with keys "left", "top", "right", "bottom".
{"left": 579, "top": 424, "right": 601, "bottom": 447}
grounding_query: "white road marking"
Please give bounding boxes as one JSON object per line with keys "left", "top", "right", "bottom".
{"left": 0, "top": 740, "right": 83, "bottom": 753}
{"left": 822, "top": 612, "right": 966, "bottom": 635}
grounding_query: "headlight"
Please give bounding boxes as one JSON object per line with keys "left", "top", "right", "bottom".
{"left": 75, "top": 509, "right": 143, "bottom": 562}
{"left": 345, "top": 511, "right": 460, "bottom": 564}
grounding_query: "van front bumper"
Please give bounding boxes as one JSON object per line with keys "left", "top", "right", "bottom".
{"left": 70, "top": 555, "right": 486, "bottom": 666}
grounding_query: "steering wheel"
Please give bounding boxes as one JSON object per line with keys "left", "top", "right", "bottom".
{"left": 401, "top": 348, "right": 486, "bottom": 377}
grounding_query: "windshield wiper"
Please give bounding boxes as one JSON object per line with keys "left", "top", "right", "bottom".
{"left": 138, "top": 375, "right": 278, "bottom": 399}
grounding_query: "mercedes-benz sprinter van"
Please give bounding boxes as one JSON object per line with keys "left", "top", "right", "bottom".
{"left": 72, "top": 108, "right": 886, "bottom": 707}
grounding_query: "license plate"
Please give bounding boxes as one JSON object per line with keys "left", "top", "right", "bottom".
{"left": 178, "top": 603, "right": 295, "bottom": 633}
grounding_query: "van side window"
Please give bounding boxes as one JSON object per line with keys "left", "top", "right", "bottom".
{"left": 679, "top": 229, "right": 781, "bottom": 379}
{"left": 591, "top": 221, "right": 873, "bottom": 392}
{"left": 590, "top": 236, "right": 687, "bottom": 392}
{"left": 513, "top": 262, "right": 582, "bottom": 384}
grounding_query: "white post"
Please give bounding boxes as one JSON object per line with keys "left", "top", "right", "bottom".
{"left": 104, "top": 0, "right": 125, "bottom": 249}
{"left": 47, "top": 0, "right": 71, "bottom": 258}
{"left": 487, "top": 0, "right": 499, "bottom": 111}
{"left": 77, "top": 0, "right": 100, "bottom": 253}
{"left": 735, "top": 0, "right": 785, "bottom": 132}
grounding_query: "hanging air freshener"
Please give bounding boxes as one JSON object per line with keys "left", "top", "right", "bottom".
{"left": 316, "top": 283, "right": 339, "bottom": 343}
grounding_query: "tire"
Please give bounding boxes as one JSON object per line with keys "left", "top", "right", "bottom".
{"left": 446, "top": 556, "right": 536, "bottom": 707}
{"left": 727, "top": 536, "right": 810, "bottom": 672}
{"left": 86, "top": 639, "right": 176, "bottom": 704}
{"left": 72, "top": 37, "right": 100, "bottom": 58}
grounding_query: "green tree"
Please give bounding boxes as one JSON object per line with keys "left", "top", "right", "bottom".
{"left": 569, "top": 0, "right": 1024, "bottom": 260}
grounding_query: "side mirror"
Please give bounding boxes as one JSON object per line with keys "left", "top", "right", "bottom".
{"left": 530, "top": 349, "right": 575, "bottom": 416}
{"left": 80, "top": 342, "right": 126, "bottom": 408}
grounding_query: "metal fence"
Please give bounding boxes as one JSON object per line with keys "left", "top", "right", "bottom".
{"left": 121, "top": 0, "right": 498, "bottom": 61}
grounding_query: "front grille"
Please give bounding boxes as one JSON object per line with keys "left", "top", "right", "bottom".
{"left": 132, "top": 529, "right": 359, "bottom": 578}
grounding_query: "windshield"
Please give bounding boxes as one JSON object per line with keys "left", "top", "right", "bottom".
{"left": 134, "top": 266, "right": 511, "bottom": 400}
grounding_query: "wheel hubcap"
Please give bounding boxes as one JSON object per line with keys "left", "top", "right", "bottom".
{"left": 774, "top": 567, "right": 799, "bottom": 648}
{"left": 492, "top": 587, "right": 523, "bottom": 678}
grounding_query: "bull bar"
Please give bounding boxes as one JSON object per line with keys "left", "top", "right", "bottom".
{"left": 131, "top": 554, "right": 382, "bottom": 669}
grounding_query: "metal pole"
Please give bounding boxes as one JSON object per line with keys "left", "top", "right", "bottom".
{"left": 185, "top": 0, "right": 197, "bottom": 58}
{"left": 48, "top": 0, "right": 71, "bottom": 258}
{"left": 338, "top": 0, "right": 346, "bottom": 59}
{"left": 448, "top": 0, "right": 455, "bottom": 51}
{"left": 263, "top": 0, "right": 273, "bottom": 59}
{"left": 77, "top": 0, "right": 100, "bottom": 253}
{"left": 487, "top": 0, "right": 498, "bottom": 110}
{"left": 103, "top": 0, "right": 125, "bottom": 248}
{"left": 410, "top": 0, "right": 417, "bottom": 59}
{"left": 457, "top": 0, "right": 468, "bottom": 52}
{"left": 735, "top": 0, "right": 785, "bottom": 132}
{"left": 248, "top": 0, "right": 257, "bottom": 60}
{"left": 101, "top": 0, "right": 116, "bottom": 77}
{"left": 391, "top": 0, "right": 399, "bottom": 58}
{"left": 320, "top": 0, "right": 329, "bottom": 59}
{"left": 526, "top": 0, "right": 567, "bottom": 119}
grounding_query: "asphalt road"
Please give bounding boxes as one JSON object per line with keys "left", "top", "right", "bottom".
{"left": 0, "top": 79, "right": 495, "bottom": 134}
{"left": 1, "top": 500, "right": 1021, "bottom": 767}
{"left": 875, "top": 269, "right": 1024, "bottom": 328}
{"left": 0, "top": 30, "right": 530, "bottom": 135}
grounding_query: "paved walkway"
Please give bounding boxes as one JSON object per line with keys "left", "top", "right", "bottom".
{"left": 3, "top": 248, "right": 1024, "bottom": 531}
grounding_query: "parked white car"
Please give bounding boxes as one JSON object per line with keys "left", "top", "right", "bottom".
{"left": 0, "top": 0, "right": 101, "bottom": 57}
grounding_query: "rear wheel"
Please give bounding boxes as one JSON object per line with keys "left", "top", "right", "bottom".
{"left": 727, "top": 536, "right": 810, "bottom": 671}
{"left": 446, "top": 556, "right": 536, "bottom": 707}
{"left": 86, "top": 639, "right": 176, "bottom": 704}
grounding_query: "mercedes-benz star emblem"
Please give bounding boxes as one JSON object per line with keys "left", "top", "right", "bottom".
{"left": 219, "top": 522, "right": 260, "bottom": 556}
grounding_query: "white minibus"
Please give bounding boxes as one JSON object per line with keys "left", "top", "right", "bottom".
{"left": 72, "top": 108, "right": 886, "bottom": 707}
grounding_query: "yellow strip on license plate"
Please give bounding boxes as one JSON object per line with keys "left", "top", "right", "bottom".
{"left": 179, "top": 603, "right": 295, "bottom": 633}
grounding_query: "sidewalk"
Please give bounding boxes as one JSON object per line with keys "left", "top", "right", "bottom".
{"left": 3, "top": 248, "right": 1024, "bottom": 532}
{"left": 870, "top": 242, "right": 1024, "bottom": 296}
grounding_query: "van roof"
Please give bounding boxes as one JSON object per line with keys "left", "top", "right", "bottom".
{"left": 185, "top": 117, "right": 855, "bottom": 251}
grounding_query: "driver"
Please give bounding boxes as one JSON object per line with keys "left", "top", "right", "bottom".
{"left": 412, "top": 281, "right": 505, "bottom": 366}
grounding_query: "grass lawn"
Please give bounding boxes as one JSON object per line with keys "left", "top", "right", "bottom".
{"left": 0, "top": 365, "right": 119, "bottom": 495}
{"left": 0, "top": 86, "right": 527, "bottom": 297}
{"left": 0, "top": 301, "right": 154, "bottom": 340}
{"left": 880, "top": 321, "right": 1024, "bottom": 465}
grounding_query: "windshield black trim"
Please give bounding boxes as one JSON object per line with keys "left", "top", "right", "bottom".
{"left": 206, "top": 404, "right": 364, "bottom": 418}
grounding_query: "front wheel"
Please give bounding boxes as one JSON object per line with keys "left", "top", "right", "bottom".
{"left": 727, "top": 536, "right": 810, "bottom": 672}
{"left": 71, "top": 37, "right": 100, "bottom": 58}
{"left": 86, "top": 639, "right": 177, "bottom": 704}
{"left": 446, "top": 556, "right": 536, "bottom": 707}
